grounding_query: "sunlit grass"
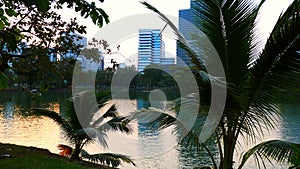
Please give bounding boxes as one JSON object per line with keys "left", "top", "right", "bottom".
{"left": 0, "top": 143, "right": 113, "bottom": 169}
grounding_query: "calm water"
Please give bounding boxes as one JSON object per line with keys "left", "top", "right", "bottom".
{"left": 0, "top": 90, "right": 299, "bottom": 169}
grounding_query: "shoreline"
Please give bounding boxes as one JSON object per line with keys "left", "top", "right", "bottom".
{"left": 0, "top": 142, "right": 115, "bottom": 169}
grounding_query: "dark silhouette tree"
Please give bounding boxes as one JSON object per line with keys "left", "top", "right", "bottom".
{"left": 0, "top": 0, "right": 109, "bottom": 90}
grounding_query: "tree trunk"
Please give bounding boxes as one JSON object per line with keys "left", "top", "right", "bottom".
{"left": 220, "top": 135, "right": 235, "bottom": 169}
{"left": 71, "top": 143, "right": 81, "bottom": 160}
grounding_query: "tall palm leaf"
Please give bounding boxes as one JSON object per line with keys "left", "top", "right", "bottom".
{"left": 239, "top": 140, "right": 300, "bottom": 169}
{"left": 81, "top": 149, "right": 136, "bottom": 167}
{"left": 138, "top": 1, "right": 300, "bottom": 168}
{"left": 30, "top": 90, "right": 135, "bottom": 167}
{"left": 244, "top": 0, "right": 300, "bottom": 140}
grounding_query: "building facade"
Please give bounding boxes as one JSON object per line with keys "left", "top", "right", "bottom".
{"left": 176, "top": 0, "right": 198, "bottom": 66}
{"left": 138, "top": 29, "right": 158, "bottom": 72}
{"left": 161, "top": 57, "right": 175, "bottom": 65}
{"left": 138, "top": 29, "right": 175, "bottom": 72}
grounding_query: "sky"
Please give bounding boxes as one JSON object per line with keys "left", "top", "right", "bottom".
{"left": 57, "top": 0, "right": 294, "bottom": 66}
{"left": 57, "top": 0, "right": 189, "bottom": 40}
{"left": 57, "top": 0, "right": 295, "bottom": 39}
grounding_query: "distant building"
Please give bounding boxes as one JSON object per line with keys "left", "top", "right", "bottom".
{"left": 77, "top": 55, "right": 103, "bottom": 72}
{"left": 138, "top": 29, "right": 175, "bottom": 72}
{"left": 161, "top": 57, "right": 175, "bottom": 65}
{"left": 48, "top": 48, "right": 58, "bottom": 62}
{"left": 2, "top": 42, "right": 27, "bottom": 67}
{"left": 177, "top": 0, "right": 199, "bottom": 66}
{"left": 151, "top": 30, "right": 162, "bottom": 65}
{"left": 2, "top": 42, "right": 27, "bottom": 56}
{"left": 2, "top": 41, "right": 60, "bottom": 63}
{"left": 73, "top": 33, "right": 87, "bottom": 48}
{"left": 1, "top": 33, "right": 87, "bottom": 64}
{"left": 76, "top": 48, "right": 105, "bottom": 72}
{"left": 138, "top": 29, "right": 159, "bottom": 72}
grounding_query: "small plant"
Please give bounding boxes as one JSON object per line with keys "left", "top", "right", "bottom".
{"left": 30, "top": 91, "right": 135, "bottom": 168}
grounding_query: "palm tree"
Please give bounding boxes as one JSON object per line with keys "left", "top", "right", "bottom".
{"left": 134, "top": 0, "right": 300, "bottom": 168}
{"left": 30, "top": 90, "right": 135, "bottom": 168}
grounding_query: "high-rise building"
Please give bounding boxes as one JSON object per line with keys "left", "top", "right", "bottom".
{"left": 138, "top": 29, "right": 164, "bottom": 72}
{"left": 48, "top": 48, "right": 58, "bottom": 62}
{"left": 138, "top": 29, "right": 153, "bottom": 72}
{"left": 138, "top": 29, "right": 176, "bottom": 72}
{"left": 177, "top": 0, "right": 198, "bottom": 66}
{"left": 161, "top": 57, "right": 175, "bottom": 65}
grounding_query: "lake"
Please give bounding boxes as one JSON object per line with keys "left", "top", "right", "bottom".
{"left": 0, "top": 89, "right": 299, "bottom": 169}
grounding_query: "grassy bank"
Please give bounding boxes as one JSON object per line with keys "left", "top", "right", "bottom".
{"left": 0, "top": 143, "right": 114, "bottom": 169}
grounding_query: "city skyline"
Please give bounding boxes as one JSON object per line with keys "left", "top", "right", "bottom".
{"left": 56, "top": 0, "right": 295, "bottom": 70}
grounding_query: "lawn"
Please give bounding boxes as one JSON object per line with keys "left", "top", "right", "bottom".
{"left": 0, "top": 143, "right": 114, "bottom": 169}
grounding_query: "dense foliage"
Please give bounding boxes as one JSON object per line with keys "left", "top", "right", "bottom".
{"left": 0, "top": 0, "right": 109, "bottom": 90}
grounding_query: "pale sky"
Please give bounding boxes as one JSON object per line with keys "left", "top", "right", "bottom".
{"left": 58, "top": 0, "right": 190, "bottom": 39}
{"left": 57, "top": 0, "right": 295, "bottom": 39}
{"left": 57, "top": 0, "right": 295, "bottom": 66}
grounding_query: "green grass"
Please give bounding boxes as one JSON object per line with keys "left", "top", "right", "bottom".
{"left": 0, "top": 143, "right": 114, "bottom": 169}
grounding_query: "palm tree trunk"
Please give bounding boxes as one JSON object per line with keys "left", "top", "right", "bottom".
{"left": 71, "top": 142, "right": 82, "bottom": 160}
{"left": 71, "top": 150, "right": 81, "bottom": 159}
{"left": 221, "top": 135, "right": 235, "bottom": 169}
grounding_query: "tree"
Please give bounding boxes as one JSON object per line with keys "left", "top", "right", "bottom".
{"left": 81, "top": 39, "right": 109, "bottom": 62}
{"left": 0, "top": 0, "right": 109, "bottom": 90}
{"left": 133, "top": 1, "right": 300, "bottom": 169}
{"left": 30, "top": 90, "right": 136, "bottom": 168}
{"left": 81, "top": 48, "right": 101, "bottom": 62}
{"left": 51, "top": 58, "right": 77, "bottom": 88}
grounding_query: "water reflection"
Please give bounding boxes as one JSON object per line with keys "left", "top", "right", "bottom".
{"left": 0, "top": 90, "right": 71, "bottom": 153}
{"left": 2, "top": 102, "right": 14, "bottom": 119}
{"left": 0, "top": 115, "right": 61, "bottom": 153}
{"left": 178, "top": 144, "right": 218, "bottom": 169}
{"left": 0, "top": 90, "right": 299, "bottom": 169}
{"left": 281, "top": 103, "right": 300, "bottom": 142}
{"left": 106, "top": 92, "right": 180, "bottom": 169}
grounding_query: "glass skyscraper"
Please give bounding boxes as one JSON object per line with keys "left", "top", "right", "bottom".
{"left": 151, "top": 30, "right": 162, "bottom": 64}
{"left": 176, "top": 0, "right": 198, "bottom": 66}
{"left": 138, "top": 29, "right": 165, "bottom": 72}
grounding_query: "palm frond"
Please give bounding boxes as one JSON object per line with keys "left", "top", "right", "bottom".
{"left": 130, "top": 105, "right": 215, "bottom": 145}
{"left": 239, "top": 140, "right": 300, "bottom": 169}
{"left": 241, "top": 0, "right": 300, "bottom": 141}
{"left": 192, "top": 0, "right": 265, "bottom": 83}
{"left": 129, "top": 94, "right": 199, "bottom": 129}
{"left": 102, "top": 105, "right": 119, "bottom": 118}
{"left": 30, "top": 108, "right": 73, "bottom": 139}
{"left": 91, "top": 104, "right": 119, "bottom": 127}
{"left": 96, "top": 90, "right": 112, "bottom": 106}
{"left": 81, "top": 150, "right": 136, "bottom": 167}
{"left": 250, "top": 0, "right": 300, "bottom": 102}
{"left": 30, "top": 108, "right": 64, "bottom": 124}
{"left": 98, "top": 116, "right": 132, "bottom": 134}
{"left": 62, "top": 99, "right": 83, "bottom": 131}
{"left": 128, "top": 92, "right": 214, "bottom": 143}
{"left": 71, "top": 91, "right": 99, "bottom": 128}
{"left": 74, "top": 128, "right": 108, "bottom": 148}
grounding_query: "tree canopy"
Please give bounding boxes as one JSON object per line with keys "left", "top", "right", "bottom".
{"left": 0, "top": 0, "right": 109, "bottom": 90}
